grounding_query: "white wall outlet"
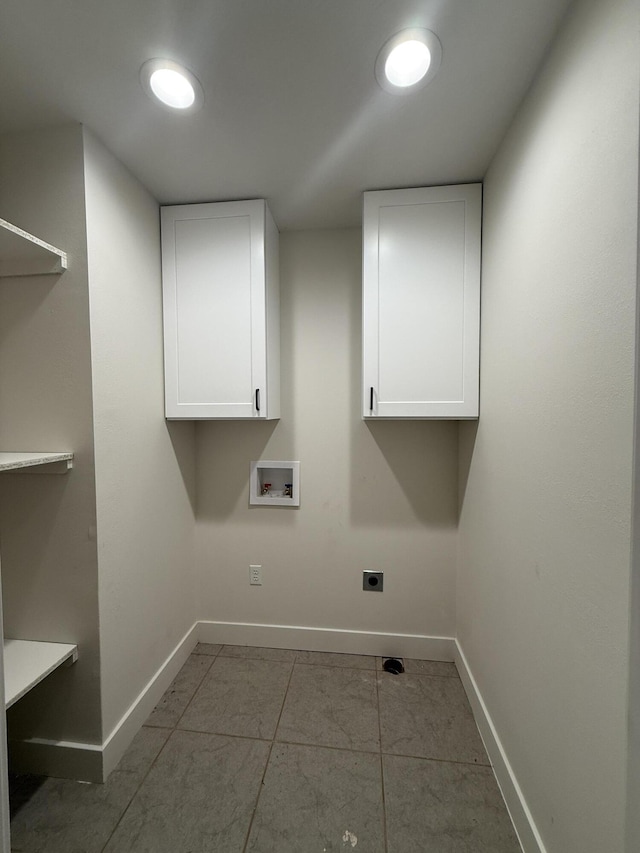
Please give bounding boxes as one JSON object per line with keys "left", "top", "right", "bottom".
{"left": 250, "top": 565, "right": 262, "bottom": 585}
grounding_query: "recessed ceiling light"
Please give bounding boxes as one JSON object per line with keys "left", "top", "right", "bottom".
{"left": 375, "top": 29, "right": 442, "bottom": 95}
{"left": 140, "top": 59, "right": 204, "bottom": 112}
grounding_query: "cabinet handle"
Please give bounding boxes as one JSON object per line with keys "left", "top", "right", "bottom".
{"left": 255, "top": 388, "right": 260, "bottom": 413}
{"left": 369, "top": 386, "right": 374, "bottom": 412}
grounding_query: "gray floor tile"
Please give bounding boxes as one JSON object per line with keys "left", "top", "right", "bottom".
{"left": 145, "top": 653, "right": 213, "bottom": 728}
{"left": 219, "top": 644, "right": 297, "bottom": 662}
{"left": 103, "top": 730, "right": 270, "bottom": 853}
{"left": 246, "top": 743, "right": 385, "bottom": 852}
{"left": 192, "top": 642, "right": 222, "bottom": 656}
{"left": 295, "top": 650, "right": 376, "bottom": 669}
{"left": 10, "top": 726, "right": 169, "bottom": 853}
{"left": 10, "top": 645, "right": 515, "bottom": 853}
{"left": 378, "top": 673, "right": 489, "bottom": 764}
{"left": 383, "top": 754, "right": 521, "bottom": 852}
{"left": 402, "top": 658, "right": 459, "bottom": 677}
{"left": 178, "top": 656, "right": 292, "bottom": 739}
{"left": 276, "top": 664, "right": 380, "bottom": 752}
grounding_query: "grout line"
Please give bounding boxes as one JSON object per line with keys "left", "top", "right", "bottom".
{"left": 99, "top": 727, "right": 173, "bottom": 853}
{"left": 379, "top": 749, "right": 492, "bottom": 768}
{"left": 169, "top": 729, "right": 381, "bottom": 757}
{"left": 216, "top": 647, "right": 459, "bottom": 675}
{"left": 215, "top": 651, "right": 459, "bottom": 679}
{"left": 290, "top": 660, "right": 377, "bottom": 673}
{"left": 172, "top": 727, "right": 273, "bottom": 746}
{"left": 240, "top": 659, "right": 296, "bottom": 853}
{"left": 219, "top": 656, "right": 375, "bottom": 671}
{"left": 271, "top": 738, "right": 380, "bottom": 757}
{"left": 381, "top": 670, "right": 460, "bottom": 681}
{"left": 191, "top": 645, "right": 224, "bottom": 659}
{"left": 134, "top": 724, "right": 494, "bottom": 767}
{"left": 409, "top": 673, "right": 460, "bottom": 680}
{"left": 99, "top": 649, "right": 218, "bottom": 853}
{"left": 401, "top": 671, "right": 460, "bottom": 679}
{"left": 171, "top": 649, "right": 218, "bottom": 730}
{"left": 26, "top": 646, "right": 484, "bottom": 853}
{"left": 375, "top": 670, "right": 389, "bottom": 853}
{"left": 191, "top": 642, "right": 225, "bottom": 658}
{"left": 143, "top": 724, "right": 492, "bottom": 768}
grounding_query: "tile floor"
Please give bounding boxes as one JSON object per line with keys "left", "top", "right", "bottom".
{"left": 9, "top": 644, "right": 521, "bottom": 852}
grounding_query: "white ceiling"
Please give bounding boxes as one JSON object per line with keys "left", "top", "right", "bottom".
{"left": 0, "top": 0, "right": 571, "bottom": 230}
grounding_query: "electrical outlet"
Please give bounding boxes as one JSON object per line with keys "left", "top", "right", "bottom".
{"left": 363, "top": 570, "right": 383, "bottom": 591}
{"left": 250, "top": 565, "right": 262, "bottom": 585}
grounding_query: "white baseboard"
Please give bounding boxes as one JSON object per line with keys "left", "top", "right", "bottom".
{"left": 455, "top": 641, "right": 546, "bottom": 853}
{"left": 9, "top": 623, "right": 199, "bottom": 783}
{"left": 101, "top": 622, "right": 199, "bottom": 779}
{"left": 10, "top": 621, "right": 455, "bottom": 784}
{"left": 9, "top": 737, "right": 104, "bottom": 783}
{"left": 198, "top": 620, "right": 455, "bottom": 661}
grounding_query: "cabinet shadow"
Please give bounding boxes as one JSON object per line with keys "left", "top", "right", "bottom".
{"left": 457, "top": 419, "right": 479, "bottom": 517}
{"left": 166, "top": 420, "right": 198, "bottom": 515}
{"left": 350, "top": 418, "right": 459, "bottom": 528}
{"left": 195, "top": 420, "right": 282, "bottom": 520}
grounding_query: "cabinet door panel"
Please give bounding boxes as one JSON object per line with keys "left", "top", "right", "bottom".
{"left": 162, "top": 199, "right": 277, "bottom": 420}
{"left": 363, "top": 184, "right": 481, "bottom": 419}
{"left": 378, "top": 201, "right": 465, "bottom": 403}
{"left": 175, "top": 215, "right": 252, "bottom": 407}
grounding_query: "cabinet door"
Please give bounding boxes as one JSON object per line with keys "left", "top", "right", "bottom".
{"left": 363, "top": 184, "right": 481, "bottom": 419}
{"left": 162, "top": 200, "right": 273, "bottom": 419}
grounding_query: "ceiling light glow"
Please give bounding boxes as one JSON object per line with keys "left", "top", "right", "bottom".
{"left": 375, "top": 29, "right": 442, "bottom": 95}
{"left": 150, "top": 68, "right": 195, "bottom": 109}
{"left": 140, "top": 59, "right": 204, "bottom": 113}
{"left": 384, "top": 40, "right": 431, "bottom": 88}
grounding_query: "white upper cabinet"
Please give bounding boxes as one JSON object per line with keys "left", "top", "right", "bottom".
{"left": 362, "top": 184, "right": 481, "bottom": 419}
{"left": 161, "top": 200, "right": 280, "bottom": 419}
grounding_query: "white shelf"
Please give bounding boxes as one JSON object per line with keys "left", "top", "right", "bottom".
{"left": 0, "top": 452, "right": 73, "bottom": 473}
{"left": 0, "top": 218, "right": 67, "bottom": 277}
{"left": 4, "top": 639, "right": 78, "bottom": 709}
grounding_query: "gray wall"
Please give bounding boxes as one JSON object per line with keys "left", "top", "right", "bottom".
{"left": 0, "top": 125, "right": 199, "bottom": 762}
{"left": 83, "top": 130, "right": 197, "bottom": 739}
{"left": 457, "top": 0, "right": 639, "bottom": 850}
{"left": 2, "top": 4, "right": 638, "bottom": 840}
{"left": 0, "top": 125, "right": 102, "bottom": 745}
{"left": 195, "top": 229, "right": 459, "bottom": 641}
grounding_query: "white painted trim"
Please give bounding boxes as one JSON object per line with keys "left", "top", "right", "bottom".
{"left": 8, "top": 737, "right": 104, "bottom": 783}
{"left": 9, "top": 623, "right": 199, "bottom": 783}
{"left": 198, "top": 620, "right": 455, "bottom": 661}
{"left": 101, "top": 622, "right": 198, "bottom": 779}
{"left": 455, "top": 641, "right": 545, "bottom": 853}
{"left": 8, "top": 622, "right": 455, "bottom": 786}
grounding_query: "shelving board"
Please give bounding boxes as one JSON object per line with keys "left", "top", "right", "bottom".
{"left": 0, "top": 218, "right": 67, "bottom": 277}
{"left": 0, "top": 452, "right": 73, "bottom": 473}
{"left": 4, "top": 639, "right": 78, "bottom": 709}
